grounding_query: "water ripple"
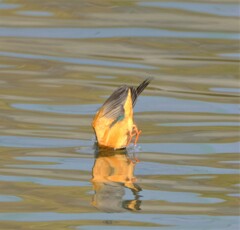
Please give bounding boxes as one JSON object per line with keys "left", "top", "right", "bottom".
{"left": 11, "top": 156, "right": 239, "bottom": 175}
{"left": 0, "top": 195, "right": 22, "bottom": 202}
{"left": 141, "top": 142, "right": 239, "bottom": 154}
{"left": 139, "top": 2, "right": 240, "bottom": 17}
{"left": 210, "top": 87, "right": 240, "bottom": 94}
{"left": 0, "top": 212, "right": 238, "bottom": 230}
{"left": 158, "top": 122, "right": 240, "bottom": 127}
{"left": 0, "top": 3, "right": 20, "bottom": 10}
{"left": 0, "top": 136, "right": 91, "bottom": 148}
{"left": 124, "top": 189, "right": 223, "bottom": 204}
{"left": 11, "top": 96, "right": 240, "bottom": 115}
{"left": 0, "top": 28, "right": 238, "bottom": 40}
{"left": 0, "top": 175, "right": 90, "bottom": 187}
{"left": 0, "top": 51, "right": 154, "bottom": 69}
{"left": 17, "top": 11, "right": 54, "bottom": 17}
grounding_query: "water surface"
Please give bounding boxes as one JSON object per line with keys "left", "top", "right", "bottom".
{"left": 0, "top": 0, "right": 239, "bottom": 229}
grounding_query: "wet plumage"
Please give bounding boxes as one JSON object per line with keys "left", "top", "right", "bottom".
{"left": 92, "top": 78, "right": 152, "bottom": 149}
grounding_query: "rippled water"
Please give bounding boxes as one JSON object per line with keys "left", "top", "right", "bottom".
{"left": 0, "top": 0, "right": 239, "bottom": 229}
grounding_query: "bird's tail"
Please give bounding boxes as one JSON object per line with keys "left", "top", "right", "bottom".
{"left": 131, "top": 77, "right": 153, "bottom": 106}
{"left": 136, "top": 77, "right": 152, "bottom": 96}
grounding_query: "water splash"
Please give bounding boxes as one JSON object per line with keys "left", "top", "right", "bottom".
{"left": 127, "top": 143, "right": 142, "bottom": 153}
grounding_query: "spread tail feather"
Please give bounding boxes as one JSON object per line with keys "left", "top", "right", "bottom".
{"left": 131, "top": 77, "right": 152, "bottom": 107}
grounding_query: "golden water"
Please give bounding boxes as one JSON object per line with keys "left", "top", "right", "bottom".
{"left": 0, "top": 0, "right": 239, "bottom": 229}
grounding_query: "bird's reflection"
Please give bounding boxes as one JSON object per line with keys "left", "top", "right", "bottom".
{"left": 91, "top": 146, "right": 142, "bottom": 212}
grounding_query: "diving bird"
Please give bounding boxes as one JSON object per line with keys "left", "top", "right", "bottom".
{"left": 92, "top": 78, "right": 152, "bottom": 149}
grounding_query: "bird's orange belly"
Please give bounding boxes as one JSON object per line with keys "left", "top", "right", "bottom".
{"left": 95, "top": 117, "right": 133, "bottom": 149}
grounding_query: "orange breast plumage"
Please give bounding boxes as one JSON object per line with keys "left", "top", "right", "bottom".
{"left": 92, "top": 78, "right": 152, "bottom": 149}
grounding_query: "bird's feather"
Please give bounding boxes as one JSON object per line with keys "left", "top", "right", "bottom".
{"left": 130, "top": 77, "right": 152, "bottom": 107}
{"left": 101, "top": 86, "right": 128, "bottom": 120}
{"left": 100, "top": 77, "right": 152, "bottom": 120}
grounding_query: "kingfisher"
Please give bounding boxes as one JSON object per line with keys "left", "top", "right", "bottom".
{"left": 92, "top": 78, "right": 152, "bottom": 149}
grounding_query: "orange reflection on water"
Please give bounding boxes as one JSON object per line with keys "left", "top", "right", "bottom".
{"left": 91, "top": 147, "right": 141, "bottom": 212}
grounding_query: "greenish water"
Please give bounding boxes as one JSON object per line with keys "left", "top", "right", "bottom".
{"left": 0, "top": 0, "right": 239, "bottom": 229}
